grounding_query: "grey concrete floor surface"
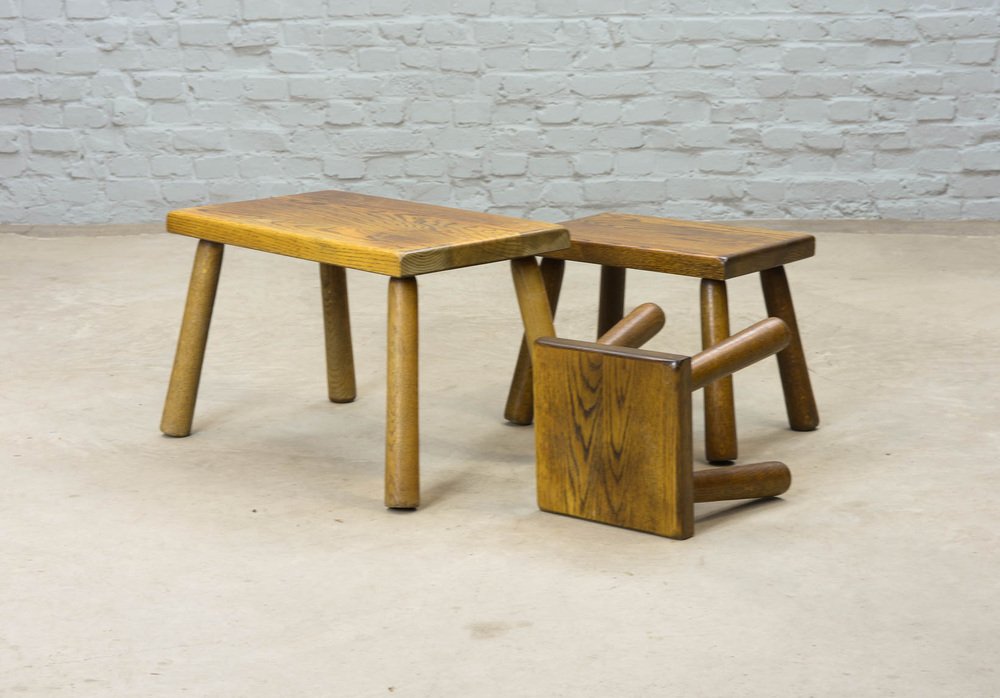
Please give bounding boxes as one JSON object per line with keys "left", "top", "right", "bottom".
{"left": 1, "top": 221, "right": 998, "bottom": 696}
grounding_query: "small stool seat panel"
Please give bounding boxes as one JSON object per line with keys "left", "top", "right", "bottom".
{"left": 534, "top": 338, "right": 694, "bottom": 539}
{"left": 544, "top": 212, "right": 815, "bottom": 279}
{"left": 167, "top": 190, "right": 569, "bottom": 277}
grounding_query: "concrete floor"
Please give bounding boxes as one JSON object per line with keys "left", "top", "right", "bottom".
{"left": 1, "top": 221, "right": 998, "bottom": 696}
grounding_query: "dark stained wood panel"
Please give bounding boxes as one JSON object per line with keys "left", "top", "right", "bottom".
{"left": 545, "top": 212, "right": 815, "bottom": 279}
{"left": 534, "top": 338, "right": 694, "bottom": 539}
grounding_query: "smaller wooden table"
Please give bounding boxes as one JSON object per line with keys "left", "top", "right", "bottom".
{"left": 160, "top": 190, "right": 568, "bottom": 508}
{"left": 506, "top": 212, "right": 819, "bottom": 463}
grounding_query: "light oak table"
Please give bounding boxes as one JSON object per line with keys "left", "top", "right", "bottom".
{"left": 506, "top": 212, "right": 819, "bottom": 463}
{"left": 160, "top": 190, "right": 569, "bottom": 509}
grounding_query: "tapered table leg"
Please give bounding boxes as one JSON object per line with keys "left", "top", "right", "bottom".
{"left": 761, "top": 266, "right": 819, "bottom": 431}
{"left": 320, "top": 263, "right": 356, "bottom": 403}
{"left": 700, "top": 279, "right": 737, "bottom": 463}
{"left": 504, "top": 258, "right": 564, "bottom": 425}
{"left": 597, "top": 265, "right": 626, "bottom": 337}
{"left": 385, "top": 276, "right": 419, "bottom": 509}
{"left": 510, "top": 257, "right": 557, "bottom": 375}
{"left": 161, "top": 240, "right": 224, "bottom": 437}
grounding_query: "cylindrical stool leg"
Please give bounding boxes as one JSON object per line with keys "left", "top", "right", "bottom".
{"left": 597, "top": 265, "right": 626, "bottom": 337}
{"left": 161, "top": 240, "right": 224, "bottom": 437}
{"left": 386, "top": 276, "right": 419, "bottom": 509}
{"left": 596, "top": 302, "right": 665, "bottom": 348}
{"left": 693, "top": 461, "right": 791, "bottom": 502}
{"left": 504, "top": 258, "right": 564, "bottom": 425}
{"left": 761, "top": 266, "right": 819, "bottom": 431}
{"left": 700, "top": 279, "right": 738, "bottom": 463}
{"left": 320, "top": 263, "right": 356, "bottom": 403}
{"left": 510, "top": 257, "right": 557, "bottom": 348}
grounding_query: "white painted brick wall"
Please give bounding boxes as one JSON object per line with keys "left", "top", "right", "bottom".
{"left": 1, "top": 0, "right": 999, "bottom": 223}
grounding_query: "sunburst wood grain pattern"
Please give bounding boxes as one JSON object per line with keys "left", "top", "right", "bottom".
{"left": 535, "top": 339, "right": 694, "bottom": 539}
{"left": 167, "top": 190, "right": 569, "bottom": 277}
{"left": 533, "top": 320, "right": 794, "bottom": 539}
{"left": 162, "top": 190, "right": 571, "bottom": 509}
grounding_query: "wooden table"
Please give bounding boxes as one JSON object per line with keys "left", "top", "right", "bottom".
{"left": 160, "top": 190, "right": 569, "bottom": 508}
{"left": 506, "top": 212, "right": 819, "bottom": 463}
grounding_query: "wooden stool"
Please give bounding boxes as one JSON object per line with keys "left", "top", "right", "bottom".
{"left": 534, "top": 317, "right": 794, "bottom": 539}
{"left": 160, "top": 190, "right": 569, "bottom": 509}
{"left": 507, "top": 212, "right": 820, "bottom": 463}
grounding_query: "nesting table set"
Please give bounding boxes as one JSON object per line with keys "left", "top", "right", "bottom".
{"left": 160, "top": 190, "right": 818, "bottom": 539}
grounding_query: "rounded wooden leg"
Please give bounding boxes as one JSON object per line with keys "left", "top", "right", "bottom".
{"left": 385, "top": 276, "right": 419, "bottom": 509}
{"left": 760, "top": 266, "right": 819, "bottom": 431}
{"left": 693, "top": 461, "right": 791, "bottom": 503}
{"left": 320, "top": 263, "right": 356, "bottom": 403}
{"left": 597, "top": 265, "right": 626, "bottom": 337}
{"left": 690, "top": 318, "right": 791, "bottom": 391}
{"left": 160, "top": 240, "right": 224, "bottom": 437}
{"left": 596, "top": 302, "right": 665, "bottom": 348}
{"left": 700, "top": 279, "right": 738, "bottom": 463}
{"left": 510, "top": 256, "right": 557, "bottom": 350}
{"left": 504, "top": 257, "right": 564, "bottom": 425}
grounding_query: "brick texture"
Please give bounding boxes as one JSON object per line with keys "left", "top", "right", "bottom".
{"left": 1, "top": 1, "right": 998, "bottom": 223}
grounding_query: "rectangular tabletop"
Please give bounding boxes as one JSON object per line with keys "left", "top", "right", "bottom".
{"left": 546, "top": 213, "right": 815, "bottom": 280}
{"left": 167, "top": 190, "right": 570, "bottom": 277}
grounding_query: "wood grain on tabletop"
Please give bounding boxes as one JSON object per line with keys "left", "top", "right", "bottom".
{"left": 545, "top": 212, "right": 815, "bottom": 280}
{"left": 167, "top": 190, "right": 569, "bottom": 277}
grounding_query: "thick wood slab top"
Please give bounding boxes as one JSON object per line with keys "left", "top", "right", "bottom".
{"left": 544, "top": 212, "right": 815, "bottom": 279}
{"left": 167, "top": 190, "right": 569, "bottom": 277}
